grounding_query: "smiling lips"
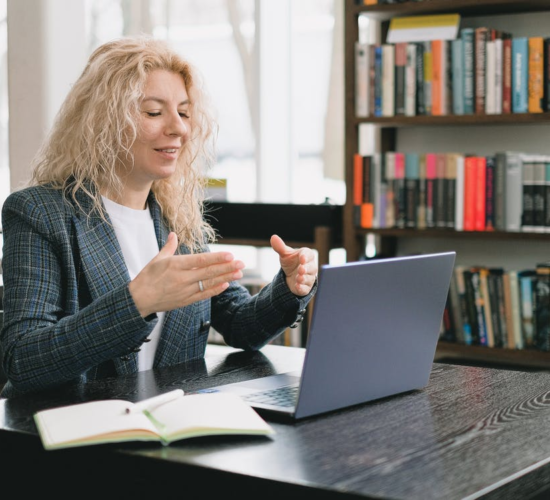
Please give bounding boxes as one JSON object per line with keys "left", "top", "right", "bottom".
{"left": 155, "top": 147, "right": 179, "bottom": 159}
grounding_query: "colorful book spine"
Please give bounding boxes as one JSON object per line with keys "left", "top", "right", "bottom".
{"left": 454, "top": 154, "right": 465, "bottom": 231}
{"left": 425, "top": 152, "right": 437, "bottom": 227}
{"left": 474, "top": 156, "right": 487, "bottom": 231}
{"left": 405, "top": 43, "right": 417, "bottom": 116}
{"left": 423, "top": 41, "right": 433, "bottom": 115}
{"left": 405, "top": 153, "right": 419, "bottom": 228}
{"left": 528, "top": 37, "right": 544, "bottom": 113}
{"left": 475, "top": 27, "right": 488, "bottom": 115}
{"left": 415, "top": 42, "right": 425, "bottom": 115}
{"left": 374, "top": 45, "right": 383, "bottom": 117}
{"left": 463, "top": 155, "right": 477, "bottom": 231}
{"left": 382, "top": 44, "right": 395, "bottom": 117}
{"left": 394, "top": 42, "right": 407, "bottom": 116}
{"left": 533, "top": 262, "right": 550, "bottom": 351}
{"left": 445, "top": 153, "right": 456, "bottom": 229}
{"left": 435, "top": 153, "right": 447, "bottom": 228}
{"left": 394, "top": 152, "right": 406, "bottom": 228}
{"left": 518, "top": 270, "right": 537, "bottom": 348}
{"left": 431, "top": 40, "right": 443, "bottom": 116}
{"left": 502, "top": 35, "right": 513, "bottom": 114}
{"left": 417, "top": 153, "right": 427, "bottom": 229}
{"left": 462, "top": 28, "right": 475, "bottom": 114}
{"left": 484, "top": 156, "right": 496, "bottom": 231}
{"left": 512, "top": 37, "right": 529, "bottom": 113}
{"left": 355, "top": 42, "right": 369, "bottom": 117}
{"left": 485, "top": 39, "right": 496, "bottom": 114}
{"left": 452, "top": 38, "right": 464, "bottom": 115}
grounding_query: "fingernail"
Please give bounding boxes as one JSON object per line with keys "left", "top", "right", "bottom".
{"left": 224, "top": 253, "right": 234, "bottom": 261}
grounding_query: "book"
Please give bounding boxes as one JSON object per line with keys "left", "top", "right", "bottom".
{"left": 508, "top": 270, "right": 524, "bottom": 349}
{"left": 452, "top": 38, "right": 464, "bottom": 115}
{"left": 474, "top": 156, "right": 487, "bottom": 231}
{"left": 382, "top": 44, "right": 395, "bottom": 116}
{"left": 462, "top": 28, "right": 475, "bottom": 114}
{"left": 484, "top": 155, "right": 496, "bottom": 231}
{"left": 405, "top": 153, "right": 419, "bottom": 228}
{"left": 425, "top": 152, "right": 437, "bottom": 227}
{"left": 431, "top": 39, "right": 444, "bottom": 116}
{"left": 518, "top": 269, "right": 537, "bottom": 348}
{"left": 34, "top": 390, "right": 275, "bottom": 451}
{"left": 512, "top": 37, "right": 529, "bottom": 113}
{"left": 423, "top": 40, "right": 433, "bottom": 115}
{"left": 522, "top": 154, "right": 536, "bottom": 232}
{"left": 463, "top": 155, "right": 477, "bottom": 231}
{"left": 495, "top": 150, "right": 523, "bottom": 232}
{"left": 355, "top": 42, "right": 370, "bottom": 117}
{"left": 454, "top": 265, "right": 473, "bottom": 345}
{"left": 374, "top": 44, "right": 383, "bottom": 117}
{"left": 546, "top": 159, "right": 550, "bottom": 233}
{"left": 494, "top": 36, "right": 503, "bottom": 115}
{"left": 533, "top": 262, "right": 550, "bottom": 351}
{"left": 394, "top": 152, "right": 407, "bottom": 228}
{"left": 405, "top": 43, "right": 417, "bottom": 116}
{"left": 417, "top": 153, "right": 427, "bottom": 229}
{"left": 444, "top": 153, "right": 457, "bottom": 228}
{"left": 394, "top": 42, "right": 407, "bottom": 116}
{"left": 434, "top": 153, "right": 447, "bottom": 228}
{"left": 454, "top": 153, "right": 465, "bottom": 231}
{"left": 415, "top": 42, "right": 426, "bottom": 115}
{"left": 485, "top": 39, "right": 496, "bottom": 114}
{"left": 475, "top": 27, "right": 488, "bottom": 114}
{"left": 502, "top": 34, "right": 512, "bottom": 114}
{"left": 528, "top": 37, "right": 544, "bottom": 113}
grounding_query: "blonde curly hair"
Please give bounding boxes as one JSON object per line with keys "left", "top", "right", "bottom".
{"left": 30, "top": 36, "right": 216, "bottom": 252}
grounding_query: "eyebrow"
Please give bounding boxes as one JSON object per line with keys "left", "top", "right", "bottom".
{"left": 142, "top": 97, "right": 190, "bottom": 106}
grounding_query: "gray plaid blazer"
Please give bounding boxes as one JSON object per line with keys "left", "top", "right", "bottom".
{"left": 0, "top": 185, "right": 314, "bottom": 397}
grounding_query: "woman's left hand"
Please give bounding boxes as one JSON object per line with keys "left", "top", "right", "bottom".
{"left": 270, "top": 234, "right": 318, "bottom": 296}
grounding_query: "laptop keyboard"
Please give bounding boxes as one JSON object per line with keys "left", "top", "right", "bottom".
{"left": 242, "top": 385, "right": 299, "bottom": 407}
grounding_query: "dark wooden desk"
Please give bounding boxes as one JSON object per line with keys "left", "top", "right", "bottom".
{"left": 2, "top": 344, "right": 550, "bottom": 499}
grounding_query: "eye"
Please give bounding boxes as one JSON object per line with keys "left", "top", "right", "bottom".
{"left": 145, "top": 111, "right": 161, "bottom": 117}
{"left": 179, "top": 111, "right": 190, "bottom": 119}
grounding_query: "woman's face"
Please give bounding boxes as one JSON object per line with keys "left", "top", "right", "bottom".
{"left": 122, "top": 69, "right": 190, "bottom": 190}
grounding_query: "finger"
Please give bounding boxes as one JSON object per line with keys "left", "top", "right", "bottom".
{"left": 270, "top": 234, "right": 294, "bottom": 256}
{"left": 155, "top": 232, "right": 178, "bottom": 261}
{"left": 174, "top": 251, "right": 236, "bottom": 270}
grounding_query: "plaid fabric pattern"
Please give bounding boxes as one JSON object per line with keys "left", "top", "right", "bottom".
{"left": 0, "top": 186, "right": 315, "bottom": 397}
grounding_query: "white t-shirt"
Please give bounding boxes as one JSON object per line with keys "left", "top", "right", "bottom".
{"left": 102, "top": 196, "right": 165, "bottom": 371}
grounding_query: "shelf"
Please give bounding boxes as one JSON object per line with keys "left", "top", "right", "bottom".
{"left": 353, "top": 0, "right": 550, "bottom": 20}
{"left": 355, "top": 112, "right": 550, "bottom": 127}
{"left": 354, "top": 228, "right": 550, "bottom": 241}
{"left": 436, "top": 341, "right": 550, "bottom": 370}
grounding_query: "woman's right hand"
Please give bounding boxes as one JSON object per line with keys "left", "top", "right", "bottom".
{"left": 128, "top": 232, "right": 244, "bottom": 317}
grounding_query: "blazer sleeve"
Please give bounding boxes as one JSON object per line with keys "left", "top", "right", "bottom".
{"left": 210, "top": 268, "right": 317, "bottom": 350}
{"left": 0, "top": 189, "right": 154, "bottom": 394}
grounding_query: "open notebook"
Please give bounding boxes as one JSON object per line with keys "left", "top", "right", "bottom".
{"left": 200, "top": 251, "right": 456, "bottom": 420}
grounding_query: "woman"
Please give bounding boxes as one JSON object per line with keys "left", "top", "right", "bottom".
{"left": 0, "top": 36, "right": 317, "bottom": 398}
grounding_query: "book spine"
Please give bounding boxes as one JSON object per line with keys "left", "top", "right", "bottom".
{"left": 479, "top": 268, "right": 495, "bottom": 347}
{"left": 485, "top": 40, "right": 496, "bottom": 114}
{"left": 382, "top": 44, "right": 395, "bottom": 117}
{"left": 512, "top": 37, "right": 528, "bottom": 113}
{"left": 423, "top": 41, "right": 432, "bottom": 115}
{"left": 435, "top": 153, "right": 447, "bottom": 228}
{"left": 384, "top": 152, "right": 396, "bottom": 228}
{"left": 528, "top": 37, "right": 544, "bottom": 113}
{"left": 533, "top": 158, "right": 546, "bottom": 232}
{"left": 415, "top": 42, "right": 425, "bottom": 115}
{"left": 470, "top": 268, "right": 488, "bottom": 346}
{"left": 417, "top": 153, "right": 427, "bottom": 229}
{"left": 522, "top": 156, "right": 535, "bottom": 232}
{"left": 394, "top": 152, "right": 406, "bottom": 228}
{"left": 534, "top": 263, "right": 550, "bottom": 351}
{"left": 462, "top": 28, "right": 475, "bottom": 114}
{"left": 509, "top": 270, "right": 523, "bottom": 349}
{"left": 361, "top": 155, "right": 373, "bottom": 229}
{"left": 546, "top": 160, "right": 550, "bottom": 233}
{"left": 502, "top": 272, "right": 516, "bottom": 349}
{"left": 405, "top": 153, "right": 419, "bottom": 228}
{"left": 448, "top": 271, "right": 465, "bottom": 343}
{"left": 519, "top": 271, "right": 536, "bottom": 348}
{"left": 431, "top": 40, "right": 443, "bottom": 116}
{"left": 394, "top": 42, "right": 407, "bottom": 116}
{"left": 425, "top": 152, "right": 437, "bottom": 228}
{"left": 374, "top": 45, "right": 383, "bottom": 117}
{"left": 503, "top": 151, "right": 523, "bottom": 231}
{"left": 454, "top": 154, "right": 465, "bottom": 231}
{"left": 372, "top": 153, "right": 382, "bottom": 229}
{"left": 452, "top": 38, "right": 464, "bottom": 115}
{"left": 494, "top": 37, "right": 503, "bottom": 115}
{"left": 454, "top": 266, "right": 473, "bottom": 344}
{"left": 445, "top": 153, "right": 456, "bottom": 229}
{"left": 369, "top": 44, "right": 376, "bottom": 117}
{"left": 475, "top": 27, "right": 488, "bottom": 115}
{"left": 353, "top": 153, "right": 363, "bottom": 226}
{"left": 545, "top": 38, "right": 550, "bottom": 112}
{"left": 463, "top": 155, "right": 476, "bottom": 231}
{"left": 463, "top": 268, "right": 481, "bottom": 345}
{"left": 484, "top": 155, "right": 496, "bottom": 231}
{"left": 405, "top": 43, "right": 417, "bottom": 116}
{"left": 474, "top": 156, "right": 487, "bottom": 231}
{"left": 494, "top": 152, "right": 506, "bottom": 231}
{"left": 502, "top": 35, "right": 512, "bottom": 114}
{"left": 355, "top": 42, "right": 369, "bottom": 117}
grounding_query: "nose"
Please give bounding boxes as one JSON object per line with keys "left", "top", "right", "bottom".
{"left": 166, "top": 111, "right": 189, "bottom": 139}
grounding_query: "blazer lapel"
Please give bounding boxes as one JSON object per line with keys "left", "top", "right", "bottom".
{"left": 72, "top": 193, "right": 130, "bottom": 300}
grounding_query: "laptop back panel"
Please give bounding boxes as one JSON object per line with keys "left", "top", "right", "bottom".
{"left": 294, "top": 251, "right": 455, "bottom": 419}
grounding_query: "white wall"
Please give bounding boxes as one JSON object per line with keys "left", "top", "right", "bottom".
{"left": 7, "top": 0, "right": 86, "bottom": 191}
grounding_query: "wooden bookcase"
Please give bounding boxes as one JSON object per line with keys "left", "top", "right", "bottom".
{"left": 343, "top": 0, "right": 550, "bottom": 369}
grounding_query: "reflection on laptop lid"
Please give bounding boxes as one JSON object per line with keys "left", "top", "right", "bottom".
{"left": 200, "top": 251, "right": 456, "bottom": 420}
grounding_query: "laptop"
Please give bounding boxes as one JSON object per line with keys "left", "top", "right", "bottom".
{"left": 199, "top": 251, "right": 456, "bottom": 420}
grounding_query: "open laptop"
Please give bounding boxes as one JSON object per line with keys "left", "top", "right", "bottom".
{"left": 200, "top": 251, "right": 456, "bottom": 420}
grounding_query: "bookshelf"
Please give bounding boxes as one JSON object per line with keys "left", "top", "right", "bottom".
{"left": 344, "top": 0, "right": 550, "bottom": 369}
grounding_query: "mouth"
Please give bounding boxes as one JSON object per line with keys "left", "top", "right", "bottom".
{"left": 155, "top": 148, "right": 178, "bottom": 154}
